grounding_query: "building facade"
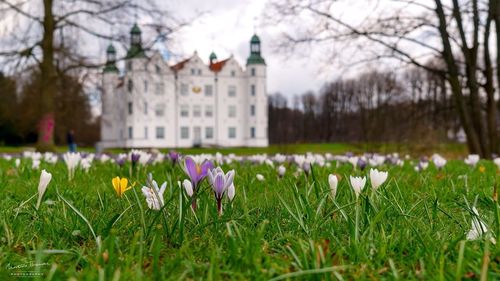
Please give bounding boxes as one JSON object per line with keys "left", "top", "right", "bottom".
{"left": 99, "top": 24, "right": 268, "bottom": 148}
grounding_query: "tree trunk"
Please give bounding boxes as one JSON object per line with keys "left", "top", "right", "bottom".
{"left": 38, "top": 0, "right": 56, "bottom": 150}
{"left": 435, "top": 0, "right": 483, "bottom": 155}
{"left": 484, "top": 3, "right": 498, "bottom": 157}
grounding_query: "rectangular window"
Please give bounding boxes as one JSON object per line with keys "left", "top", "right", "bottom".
{"left": 144, "top": 102, "right": 148, "bottom": 115}
{"left": 144, "top": 80, "right": 148, "bottom": 93}
{"left": 155, "top": 83, "right": 164, "bottom": 95}
{"left": 197, "top": 69, "right": 202, "bottom": 75}
{"left": 251, "top": 84, "right": 256, "bottom": 96}
{"left": 205, "top": 105, "right": 213, "bottom": 117}
{"left": 228, "top": 105, "right": 236, "bottom": 118}
{"left": 144, "top": 127, "right": 148, "bottom": 139}
{"left": 250, "top": 127, "right": 256, "bottom": 138}
{"left": 250, "top": 105, "right": 256, "bottom": 116}
{"left": 251, "top": 68, "right": 256, "bottom": 76}
{"left": 180, "top": 83, "right": 188, "bottom": 96}
{"left": 180, "top": 105, "right": 189, "bottom": 117}
{"left": 205, "top": 127, "right": 214, "bottom": 139}
{"left": 128, "top": 80, "right": 133, "bottom": 92}
{"left": 228, "top": 127, "right": 236, "bottom": 139}
{"left": 155, "top": 104, "right": 165, "bottom": 117}
{"left": 128, "top": 102, "right": 133, "bottom": 115}
{"left": 156, "top": 127, "right": 165, "bottom": 139}
{"left": 205, "top": 84, "right": 213, "bottom": 96}
{"left": 193, "top": 105, "right": 201, "bottom": 117}
{"left": 181, "top": 127, "right": 189, "bottom": 139}
{"left": 228, "top": 85, "right": 236, "bottom": 97}
{"left": 128, "top": 126, "right": 133, "bottom": 139}
{"left": 191, "top": 69, "right": 195, "bottom": 75}
{"left": 231, "top": 70, "right": 236, "bottom": 77}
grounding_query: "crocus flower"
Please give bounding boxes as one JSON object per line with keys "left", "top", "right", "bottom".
{"left": 328, "top": 174, "right": 338, "bottom": 200}
{"left": 227, "top": 183, "right": 236, "bottom": 201}
{"left": 63, "top": 152, "right": 81, "bottom": 180}
{"left": 168, "top": 151, "right": 180, "bottom": 165}
{"left": 112, "top": 176, "right": 132, "bottom": 197}
{"left": 208, "top": 167, "right": 235, "bottom": 214}
{"left": 36, "top": 169, "right": 52, "bottom": 210}
{"left": 15, "top": 158, "right": 20, "bottom": 168}
{"left": 182, "top": 156, "right": 214, "bottom": 189}
{"left": 466, "top": 207, "right": 496, "bottom": 244}
{"left": 432, "top": 154, "right": 447, "bottom": 169}
{"left": 141, "top": 178, "right": 167, "bottom": 210}
{"left": 350, "top": 176, "right": 366, "bottom": 199}
{"left": 357, "top": 158, "right": 367, "bottom": 171}
{"left": 130, "top": 153, "right": 141, "bottom": 165}
{"left": 369, "top": 168, "right": 388, "bottom": 191}
{"left": 277, "top": 165, "right": 286, "bottom": 178}
{"left": 494, "top": 158, "right": 500, "bottom": 170}
{"left": 464, "top": 154, "right": 480, "bottom": 167}
{"left": 256, "top": 174, "right": 265, "bottom": 181}
{"left": 182, "top": 179, "right": 193, "bottom": 197}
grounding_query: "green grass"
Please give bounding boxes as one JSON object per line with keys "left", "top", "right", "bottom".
{"left": 0, "top": 154, "right": 498, "bottom": 280}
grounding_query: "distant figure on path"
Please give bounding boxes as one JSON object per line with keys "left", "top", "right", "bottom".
{"left": 67, "top": 130, "right": 77, "bottom": 152}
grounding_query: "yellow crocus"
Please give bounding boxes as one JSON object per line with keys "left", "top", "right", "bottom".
{"left": 112, "top": 176, "right": 132, "bottom": 197}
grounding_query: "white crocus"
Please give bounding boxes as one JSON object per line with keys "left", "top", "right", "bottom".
{"left": 36, "top": 169, "right": 52, "bottom": 210}
{"left": 466, "top": 207, "right": 496, "bottom": 244}
{"left": 182, "top": 179, "right": 193, "bottom": 197}
{"left": 227, "top": 183, "right": 236, "bottom": 201}
{"left": 328, "top": 174, "right": 338, "bottom": 200}
{"left": 15, "top": 158, "right": 20, "bottom": 168}
{"left": 349, "top": 176, "right": 366, "bottom": 199}
{"left": 432, "top": 154, "right": 447, "bottom": 169}
{"left": 278, "top": 165, "right": 286, "bottom": 178}
{"left": 256, "top": 174, "right": 265, "bottom": 181}
{"left": 493, "top": 158, "right": 500, "bottom": 170}
{"left": 63, "top": 152, "right": 81, "bottom": 180}
{"left": 464, "top": 154, "right": 480, "bottom": 167}
{"left": 141, "top": 180, "right": 167, "bottom": 210}
{"left": 369, "top": 168, "right": 388, "bottom": 191}
{"left": 32, "top": 159, "right": 41, "bottom": 170}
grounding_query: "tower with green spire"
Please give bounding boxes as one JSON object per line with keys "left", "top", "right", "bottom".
{"left": 126, "top": 23, "right": 146, "bottom": 59}
{"left": 104, "top": 43, "right": 119, "bottom": 73}
{"left": 246, "top": 34, "right": 265, "bottom": 65}
{"left": 209, "top": 51, "right": 217, "bottom": 64}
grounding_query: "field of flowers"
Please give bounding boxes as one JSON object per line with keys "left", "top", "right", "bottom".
{"left": 1, "top": 150, "right": 500, "bottom": 280}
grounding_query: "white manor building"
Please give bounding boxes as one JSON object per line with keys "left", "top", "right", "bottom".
{"left": 99, "top": 24, "right": 268, "bottom": 148}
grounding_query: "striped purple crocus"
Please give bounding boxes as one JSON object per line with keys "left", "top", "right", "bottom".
{"left": 208, "top": 167, "right": 235, "bottom": 215}
{"left": 182, "top": 156, "right": 214, "bottom": 209}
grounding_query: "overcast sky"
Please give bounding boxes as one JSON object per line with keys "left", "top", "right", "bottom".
{"left": 159, "top": 0, "right": 324, "bottom": 97}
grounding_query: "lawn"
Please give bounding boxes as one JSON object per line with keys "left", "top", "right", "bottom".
{"left": 0, "top": 151, "right": 499, "bottom": 280}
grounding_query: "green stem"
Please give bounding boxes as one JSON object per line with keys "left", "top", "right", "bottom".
{"left": 355, "top": 198, "right": 360, "bottom": 243}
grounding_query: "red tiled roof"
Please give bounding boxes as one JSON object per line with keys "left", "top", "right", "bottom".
{"left": 209, "top": 58, "right": 230, "bottom": 72}
{"left": 170, "top": 58, "right": 191, "bottom": 71}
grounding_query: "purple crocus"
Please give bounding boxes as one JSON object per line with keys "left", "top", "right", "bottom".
{"left": 130, "top": 153, "right": 140, "bottom": 165}
{"left": 168, "top": 151, "right": 180, "bottom": 166}
{"left": 357, "top": 158, "right": 367, "bottom": 171}
{"left": 182, "top": 156, "right": 214, "bottom": 209}
{"left": 115, "top": 157, "right": 126, "bottom": 167}
{"left": 208, "top": 167, "right": 235, "bottom": 215}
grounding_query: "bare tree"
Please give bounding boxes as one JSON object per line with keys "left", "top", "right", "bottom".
{"left": 0, "top": 0, "right": 185, "bottom": 150}
{"left": 267, "top": 0, "right": 499, "bottom": 157}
